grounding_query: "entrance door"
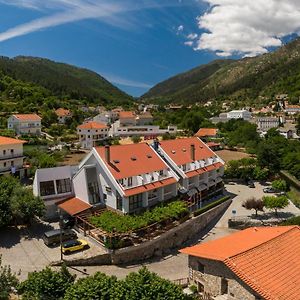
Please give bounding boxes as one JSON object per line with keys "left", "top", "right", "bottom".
{"left": 221, "top": 278, "right": 228, "bottom": 295}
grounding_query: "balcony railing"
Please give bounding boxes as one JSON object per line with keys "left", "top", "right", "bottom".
{"left": 0, "top": 154, "right": 24, "bottom": 161}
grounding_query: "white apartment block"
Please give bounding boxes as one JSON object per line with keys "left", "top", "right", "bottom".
{"left": 158, "top": 137, "right": 225, "bottom": 207}
{"left": 77, "top": 121, "right": 109, "bottom": 149}
{"left": 0, "top": 136, "right": 26, "bottom": 177}
{"left": 284, "top": 105, "right": 300, "bottom": 115}
{"left": 227, "top": 110, "right": 252, "bottom": 120}
{"left": 72, "top": 143, "right": 179, "bottom": 214}
{"left": 255, "top": 117, "right": 280, "bottom": 132}
{"left": 8, "top": 114, "right": 42, "bottom": 135}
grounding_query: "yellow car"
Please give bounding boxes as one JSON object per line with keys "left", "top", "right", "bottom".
{"left": 62, "top": 239, "right": 89, "bottom": 254}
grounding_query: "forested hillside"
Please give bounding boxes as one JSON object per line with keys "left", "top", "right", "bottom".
{"left": 0, "top": 56, "right": 133, "bottom": 109}
{"left": 143, "top": 38, "right": 300, "bottom": 105}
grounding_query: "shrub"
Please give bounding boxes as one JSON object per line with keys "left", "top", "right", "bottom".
{"left": 263, "top": 195, "right": 289, "bottom": 216}
{"left": 193, "top": 196, "right": 230, "bottom": 217}
{"left": 282, "top": 215, "right": 300, "bottom": 226}
{"left": 271, "top": 179, "right": 288, "bottom": 192}
{"left": 242, "top": 197, "right": 264, "bottom": 216}
{"left": 131, "top": 135, "right": 141, "bottom": 144}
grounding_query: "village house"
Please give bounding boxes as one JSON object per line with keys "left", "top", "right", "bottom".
{"left": 227, "top": 110, "right": 252, "bottom": 121}
{"left": 157, "top": 137, "right": 224, "bottom": 208}
{"left": 33, "top": 166, "right": 77, "bottom": 219}
{"left": 69, "top": 143, "right": 180, "bottom": 214}
{"left": 254, "top": 117, "right": 280, "bottom": 132}
{"left": 55, "top": 108, "right": 72, "bottom": 124}
{"left": 284, "top": 104, "right": 300, "bottom": 115}
{"left": 118, "top": 111, "right": 137, "bottom": 126}
{"left": 181, "top": 226, "right": 300, "bottom": 300}
{"left": 7, "top": 114, "right": 42, "bottom": 135}
{"left": 195, "top": 128, "right": 218, "bottom": 141}
{"left": 77, "top": 121, "right": 109, "bottom": 149}
{"left": 0, "top": 136, "right": 26, "bottom": 177}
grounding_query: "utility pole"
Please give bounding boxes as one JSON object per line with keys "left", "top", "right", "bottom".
{"left": 59, "top": 209, "right": 63, "bottom": 261}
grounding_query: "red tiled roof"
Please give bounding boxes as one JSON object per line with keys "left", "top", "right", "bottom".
{"left": 119, "top": 111, "right": 136, "bottom": 119}
{"left": 159, "top": 137, "right": 216, "bottom": 166}
{"left": 195, "top": 128, "right": 218, "bottom": 137}
{"left": 181, "top": 226, "right": 300, "bottom": 300}
{"left": 185, "top": 162, "right": 223, "bottom": 178}
{"left": 58, "top": 197, "right": 92, "bottom": 216}
{"left": 55, "top": 108, "right": 71, "bottom": 117}
{"left": 123, "top": 177, "right": 177, "bottom": 197}
{"left": 206, "top": 142, "right": 220, "bottom": 148}
{"left": 95, "top": 143, "right": 168, "bottom": 180}
{"left": 77, "top": 121, "right": 108, "bottom": 130}
{"left": 13, "top": 114, "right": 41, "bottom": 121}
{"left": 0, "top": 136, "right": 26, "bottom": 146}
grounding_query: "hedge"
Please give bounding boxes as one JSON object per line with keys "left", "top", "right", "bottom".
{"left": 193, "top": 196, "right": 231, "bottom": 217}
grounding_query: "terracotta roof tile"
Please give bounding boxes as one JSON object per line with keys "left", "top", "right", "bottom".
{"left": 55, "top": 108, "right": 71, "bottom": 117}
{"left": 195, "top": 128, "right": 218, "bottom": 137}
{"left": 95, "top": 143, "right": 168, "bottom": 180}
{"left": 181, "top": 226, "right": 300, "bottom": 300}
{"left": 77, "top": 121, "right": 108, "bottom": 130}
{"left": 0, "top": 136, "right": 26, "bottom": 145}
{"left": 159, "top": 137, "right": 217, "bottom": 166}
{"left": 58, "top": 197, "right": 92, "bottom": 216}
{"left": 13, "top": 114, "right": 41, "bottom": 121}
{"left": 119, "top": 111, "right": 136, "bottom": 119}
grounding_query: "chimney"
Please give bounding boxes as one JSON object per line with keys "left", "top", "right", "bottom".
{"left": 190, "top": 144, "right": 195, "bottom": 161}
{"left": 105, "top": 145, "right": 110, "bottom": 163}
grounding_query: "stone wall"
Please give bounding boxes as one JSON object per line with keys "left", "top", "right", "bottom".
{"left": 60, "top": 199, "right": 231, "bottom": 266}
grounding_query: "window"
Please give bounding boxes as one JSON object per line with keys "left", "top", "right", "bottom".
{"left": 182, "top": 164, "right": 186, "bottom": 171}
{"left": 129, "top": 194, "right": 143, "bottom": 211}
{"left": 128, "top": 177, "right": 133, "bottom": 187}
{"left": 10, "top": 149, "right": 14, "bottom": 154}
{"left": 40, "top": 181, "right": 55, "bottom": 196}
{"left": 159, "top": 170, "right": 164, "bottom": 176}
{"left": 3, "top": 162, "right": 6, "bottom": 167}
{"left": 3, "top": 150, "right": 6, "bottom": 155}
{"left": 11, "top": 161, "right": 14, "bottom": 166}
{"left": 197, "top": 262, "right": 205, "bottom": 273}
{"left": 117, "top": 192, "right": 122, "bottom": 210}
{"left": 56, "top": 178, "right": 72, "bottom": 194}
{"left": 88, "top": 182, "right": 100, "bottom": 204}
{"left": 119, "top": 179, "right": 124, "bottom": 185}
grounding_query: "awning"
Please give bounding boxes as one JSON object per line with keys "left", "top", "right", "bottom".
{"left": 57, "top": 197, "right": 92, "bottom": 216}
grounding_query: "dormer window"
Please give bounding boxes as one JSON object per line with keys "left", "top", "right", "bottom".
{"left": 159, "top": 170, "right": 163, "bottom": 176}
{"left": 119, "top": 179, "right": 124, "bottom": 185}
{"left": 128, "top": 177, "right": 133, "bottom": 187}
{"left": 182, "top": 164, "right": 186, "bottom": 171}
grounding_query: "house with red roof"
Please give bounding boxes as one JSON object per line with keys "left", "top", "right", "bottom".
{"left": 77, "top": 121, "right": 109, "bottom": 149}
{"left": 0, "top": 136, "right": 26, "bottom": 177}
{"left": 180, "top": 226, "right": 300, "bottom": 300}
{"left": 71, "top": 143, "right": 179, "bottom": 214}
{"left": 158, "top": 137, "right": 224, "bottom": 206}
{"left": 8, "top": 114, "right": 42, "bottom": 135}
{"left": 195, "top": 128, "right": 218, "bottom": 140}
{"left": 55, "top": 108, "right": 72, "bottom": 124}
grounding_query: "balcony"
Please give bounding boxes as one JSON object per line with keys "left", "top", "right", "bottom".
{"left": 0, "top": 165, "right": 23, "bottom": 174}
{"left": 0, "top": 154, "right": 24, "bottom": 161}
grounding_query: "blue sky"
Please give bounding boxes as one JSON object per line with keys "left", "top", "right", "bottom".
{"left": 0, "top": 0, "right": 299, "bottom": 96}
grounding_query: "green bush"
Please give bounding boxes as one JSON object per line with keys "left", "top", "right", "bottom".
{"left": 89, "top": 201, "right": 188, "bottom": 234}
{"left": 193, "top": 196, "right": 230, "bottom": 217}
{"left": 282, "top": 216, "right": 300, "bottom": 226}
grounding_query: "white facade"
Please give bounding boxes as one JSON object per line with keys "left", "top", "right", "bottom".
{"left": 227, "top": 110, "right": 252, "bottom": 120}
{"left": 256, "top": 117, "right": 280, "bottom": 131}
{"left": 0, "top": 138, "right": 25, "bottom": 177}
{"left": 73, "top": 146, "right": 179, "bottom": 214}
{"left": 8, "top": 114, "right": 42, "bottom": 135}
{"left": 33, "top": 166, "right": 77, "bottom": 219}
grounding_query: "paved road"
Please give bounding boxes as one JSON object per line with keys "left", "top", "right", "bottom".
{"left": 1, "top": 182, "right": 299, "bottom": 281}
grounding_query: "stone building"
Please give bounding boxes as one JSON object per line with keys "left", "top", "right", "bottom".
{"left": 181, "top": 226, "right": 300, "bottom": 300}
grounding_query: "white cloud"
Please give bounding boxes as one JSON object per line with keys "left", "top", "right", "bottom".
{"left": 0, "top": 0, "right": 175, "bottom": 43}
{"left": 184, "top": 41, "right": 194, "bottom": 46}
{"left": 192, "top": 0, "right": 300, "bottom": 57}
{"left": 187, "top": 33, "right": 198, "bottom": 40}
{"left": 178, "top": 25, "right": 184, "bottom": 31}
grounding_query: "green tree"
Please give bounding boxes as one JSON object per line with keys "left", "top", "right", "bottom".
{"left": 131, "top": 135, "right": 141, "bottom": 144}
{"left": 0, "top": 255, "right": 19, "bottom": 300}
{"left": 263, "top": 196, "right": 289, "bottom": 216}
{"left": 10, "top": 188, "right": 45, "bottom": 224}
{"left": 18, "top": 266, "right": 75, "bottom": 300}
{"left": 271, "top": 179, "right": 288, "bottom": 192}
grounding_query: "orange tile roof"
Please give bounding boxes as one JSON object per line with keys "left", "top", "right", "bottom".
{"left": 58, "top": 197, "right": 92, "bottom": 216}
{"left": 95, "top": 143, "right": 168, "bottom": 180}
{"left": 185, "top": 162, "right": 223, "bottom": 178}
{"left": 0, "top": 136, "right": 26, "bottom": 146}
{"left": 159, "top": 137, "right": 216, "bottom": 166}
{"left": 195, "top": 128, "right": 218, "bottom": 137}
{"left": 206, "top": 142, "right": 221, "bottom": 148}
{"left": 119, "top": 111, "right": 136, "bottom": 119}
{"left": 123, "top": 177, "right": 177, "bottom": 197}
{"left": 13, "top": 114, "right": 41, "bottom": 121}
{"left": 55, "top": 108, "right": 71, "bottom": 117}
{"left": 181, "top": 226, "right": 300, "bottom": 300}
{"left": 77, "top": 121, "right": 108, "bottom": 130}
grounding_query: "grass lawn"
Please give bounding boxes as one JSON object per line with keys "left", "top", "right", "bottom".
{"left": 89, "top": 201, "right": 188, "bottom": 234}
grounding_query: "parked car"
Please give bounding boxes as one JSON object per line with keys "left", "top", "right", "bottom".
{"left": 263, "top": 187, "right": 277, "bottom": 193}
{"left": 61, "top": 216, "right": 75, "bottom": 229}
{"left": 42, "top": 229, "right": 77, "bottom": 247}
{"left": 62, "top": 239, "right": 89, "bottom": 254}
{"left": 247, "top": 180, "right": 255, "bottom": 188}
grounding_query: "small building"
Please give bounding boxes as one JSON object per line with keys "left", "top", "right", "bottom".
{"left": 195, "top": 128, "right": 218, "bottom": 140}
{"left": 227, "top": 110, "right": 252, "bottom": 121}
{"left": 8, "top": 114, "right": 42, "bottom": 135}
{"left": 158, "top": 137, "right": 224, "bottom": 207}
{"left": 181, "top": 226, "right": 300, "bottom": 300}
{"left": 284, "top": 104, "right": 300, "bottom": 115}
{"left": 71, "top": 143, "right": 179, "bottom": 214}
{"left": 77, "top": 121, "right": 109, "bottom": 149}
{"left": 255, "top": 117, "right": 280, "bottom": 132}
{"left": 136, "top": 112, "right": 153, "bottom": 126}
{"left": 55, "top": 108, "right": 72, "bottom": 124}
{"left": 33, "top": 166, "right": 76, "bottom": 219}
{"left": 118, "top": 111, "right": 136, "bottom": 126}
{"left": 0, "top": 136, "right": 26, "bottom": 177}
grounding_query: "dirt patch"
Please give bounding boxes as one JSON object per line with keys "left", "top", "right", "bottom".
{"left": 216, "top": 149, "right": 251, "bottom": 163}
{"left": 63, "top": 152, "right": 87, "bottom": 165}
